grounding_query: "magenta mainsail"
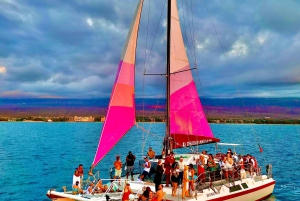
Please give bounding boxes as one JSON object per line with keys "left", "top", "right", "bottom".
{"left": 92, "top": 0, "right": 143, "bottom": 167}
{"left": 169, "top": 0, "right": 219, "bottom": 148}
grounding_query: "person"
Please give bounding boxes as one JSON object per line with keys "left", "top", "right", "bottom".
{"left": 94, "top": 179, "right": 105, "bottom": 193}
{"left": 114, "top": 156, "right": 122, "bottom": 183}
{"left": 196, "top": 157, "right": 205, "bottom": 183}
{"left": 182, "top": 165, "right": 189, "bottom": 199}
{"left": 72, "top": 181, "right": 83, "bottom": 195}
{"left": 148, "top": 190, "right": 155, "bottom": 201}
{"left": 154, "top": 160, "right": 164, "bottom": 191}
{"left": 147, "top": 147, "right": 156, "bottom": 159}
{"left": 122, "top": 183, "right": 132, "bottom": 201}
{"left": 178, "top": 156, "right": 186, "bottom": 186}
{"left": 200, "top": 150, "right": 209, "bottom": 170}
{"left": 164, "top": 151, "right": 175, "bottom": 187}
{"left": 223, "top": 153, "right": 233, "bottom": 181}
{"left": 139, "top": 157, "right": 151, "bottom": 181}
{"left": 238, "top": 155, "right": 246, "bottom": 179}
{"left": 188, "top": 164, "right": 195, "bottom": 197}
{"left": 105, "top": 179, "right": 122, "bottom": 192}
{"left": 207, "top": 154, "right": 217, "bottom": 182}
{"left": 161, "top": 148, "right": 166, "bottom": 158}
{"left": 249, "top": 155, "right": 258, "bottom": 177}
{"left": 154, "top": 184, "right": 164, "bottom": 201}
{"left": 86, "top": 182, "right": 94, "bottom": 195}
{"left": 227, "top": 148, "right": 233, "bottom": 155}
{"left": 233, "top": 152, "right": 238, "bottom": 163}
{"left": 171, "top": 163, "right": 179, "bottom": 197}
{"left": 73, "top": 164, "right": 84, "bottom": 188}
{"left": 126, "top": 151, "right": 136, "bottom": 181}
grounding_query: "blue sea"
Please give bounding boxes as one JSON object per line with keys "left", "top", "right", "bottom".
{"left": 0, "top": 122, "right": 299, "bottom": 201}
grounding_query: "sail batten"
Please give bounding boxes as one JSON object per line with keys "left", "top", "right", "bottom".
{"left": 92, "top": 0, "right": 143, "bottom": 167}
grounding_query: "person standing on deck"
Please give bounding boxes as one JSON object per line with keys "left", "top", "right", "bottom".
{"left": 154, "top": 160, "right": 164, "bottom": 191}
{"left": 164, "top": 151, "right": 175, "bottom": 187}
{"left": 126, "top": 151, "right": 136, "bottom": 181}
{"left": 114, "top": 156, "right": 122, "bottom": 184}
{"left": 139, "top": 157, "right": 151, "bottom": 181}
{"left": 73, "top": 164, "right": 84, "bottom": 188}
{"left": 178, "top": 156, "right": 186, "bottom": 186}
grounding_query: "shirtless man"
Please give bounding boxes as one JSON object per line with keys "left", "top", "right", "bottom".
{"left": 154, "top": 184, "right": 164, "bottom": 201}
{"left": 73, "top": 164, "right": 84, "bottom": 188}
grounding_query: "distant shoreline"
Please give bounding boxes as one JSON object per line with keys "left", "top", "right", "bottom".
{"left": 0, "top": 116, "right": 299, "bottom": 124}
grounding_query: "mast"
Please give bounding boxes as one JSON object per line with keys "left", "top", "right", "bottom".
{"left": 165, "top": 0, "right": 171, "bottom": 155}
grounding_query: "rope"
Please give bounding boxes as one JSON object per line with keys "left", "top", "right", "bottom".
{"left": 201, "top": 0, "right": 267, "bottom": 166}
{"left": 141, "top": 0, "right": 167, "bottom": 156}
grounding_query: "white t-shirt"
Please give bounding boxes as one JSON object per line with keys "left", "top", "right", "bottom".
{"left": 178, "top": 161, "right": 186, "bottom": 172}
{"left": 144, "top": 161, "right": 151, "bottom": 172}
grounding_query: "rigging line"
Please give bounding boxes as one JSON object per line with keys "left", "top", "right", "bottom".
{"left": 142, "top": 0, "right": 152, "bottom": 157}
{"left": 141, "top": 1, "right": 166, "bottom": 154}
{"left": 140, "top": 93, "right": 165, "bottom": 154}
{"left": 144, "top": 0, "right": 166, "bottom": 74}
{"left": 180, "top": 0, "right": 194, "bottom": 68}
{"left": 136, "top": 123, "right": 205, "bottom": 154}
{"left": 179, "top": 0, "right": 212, "bottom": 152}
{"left": 184, "top": 0, "right": 197, "bottom": 68}
{"left": 202, "top": 0, "right": 267, "bottom": 165}
{"left": 178, "top": 0, "right": 198, "bottom": 153}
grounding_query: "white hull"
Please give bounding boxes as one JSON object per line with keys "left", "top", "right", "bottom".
{"left": 47, "top": 177, "right": 275, "bottom": 201}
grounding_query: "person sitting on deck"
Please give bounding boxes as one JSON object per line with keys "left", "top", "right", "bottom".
{"left": 104, "top": 180, "right": 122, "bottom": 192}
{"left": 86, "top": 182, "right": 95, "bottom": 195}
{"left": 94, "top": 179, "right": 105, "bottom": 193}
{"left": 154, "top": 184, "right": 164, "bottom": 201}
{"left": 122, "top": 183, "right": 132, "bottom": 201}
{"left": 147, "top": 147, "right": 156, "bottom": 159}
{"left": 72, "top": 181, "right": 83, "bottom": 195}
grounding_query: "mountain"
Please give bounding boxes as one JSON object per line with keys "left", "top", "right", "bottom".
{"left": 0, "top": 98, "right": 299, "bottom": 119}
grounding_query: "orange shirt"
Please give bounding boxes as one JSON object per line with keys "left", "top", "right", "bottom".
{"left": 114, "top": 160, "right": 122, "bottom": 170}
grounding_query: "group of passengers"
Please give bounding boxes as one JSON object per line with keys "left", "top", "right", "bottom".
{"left": 137, "top": 185, "right": 164, "bottom": 201}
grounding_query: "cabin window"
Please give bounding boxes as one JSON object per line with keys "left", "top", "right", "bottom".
{"left": 241, "top": 183, "right": 248, "bottom": 189}
{"left": 229, "top": 185, "right": 242, "bottom": 193}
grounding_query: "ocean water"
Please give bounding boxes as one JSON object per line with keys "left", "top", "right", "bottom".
{"left": 0, "top": 122, "right": 299, "bottom": 201}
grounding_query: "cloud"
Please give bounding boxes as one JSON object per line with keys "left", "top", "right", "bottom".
{"left": 0, "top": 0, "right": 299, "bottom": 98}
{"left": 0, "top": 66, "right": 6, "bottom": 73}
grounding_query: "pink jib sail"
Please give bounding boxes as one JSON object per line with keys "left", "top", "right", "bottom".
{"left": 92, "top": 0, "right": 144, "bottom": 167}
{"left": 169, "top": 0, "right": 219, "bottom": 149}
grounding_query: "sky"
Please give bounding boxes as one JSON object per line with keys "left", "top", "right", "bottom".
{"left": 0, "top": 0, "right": 300, "bottom": 99}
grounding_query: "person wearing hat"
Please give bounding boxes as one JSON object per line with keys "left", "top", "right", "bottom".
{"left": 126, "top": 151, "right": 136, "bottom": 181}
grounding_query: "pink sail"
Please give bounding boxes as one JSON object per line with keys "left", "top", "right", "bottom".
{"left": 92, "top": 0, "right": 144, "bottom": 167}
{"left": 169, "top": 0, "right": 219, "bottom": 148}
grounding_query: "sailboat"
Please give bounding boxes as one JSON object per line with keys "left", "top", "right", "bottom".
{"left": 47, "top": 0, "right": 275, "bottom": 200}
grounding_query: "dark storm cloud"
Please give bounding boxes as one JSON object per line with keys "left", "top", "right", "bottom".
{"left": 0, "top": 0, "right": 299, "bottom": 98}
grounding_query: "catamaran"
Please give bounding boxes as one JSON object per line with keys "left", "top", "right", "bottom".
{"left": 47, "top": 0, "right": 275, "bottom": 200}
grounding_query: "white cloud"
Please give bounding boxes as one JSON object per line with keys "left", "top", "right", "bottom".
{"left": 87, "top": 18, "right": 93, "bottom": 26}
{"left": 0, "top": 66, "right": 7, "bottom": 74}
{"left": 228, "top": 41, "right": 248, "bottom": 57}
{"left": 257, "top": 32, "right": 270, "bottom": 44}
